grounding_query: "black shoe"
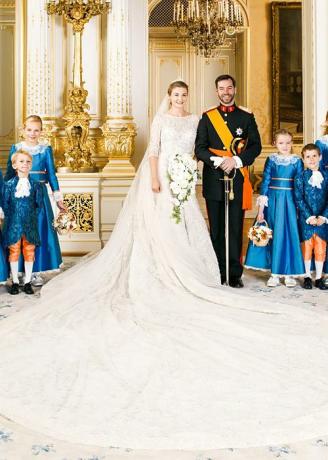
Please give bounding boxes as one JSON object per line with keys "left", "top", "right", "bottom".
{"left": 23, "top": 282, "right": 34, "bottom": 295}
{"left": 220, "top": 276, "right": 227, "bottom": 285}
{"left": 303, "top": 277, "right": 313, "bottom": 290}
{"left": 229, "top": 277, "right": 244, "bottom": 288}
{"left": 9, "top": 283, "right": 20, "bottom": 295}
{"left": 314, "top": 278, "right": 328, "bottom": 290}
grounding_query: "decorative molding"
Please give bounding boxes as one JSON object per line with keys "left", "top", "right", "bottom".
{"left": 26, "top": 0, "right": 52, "bottom": 117}
{"left": 0, "top": 3, "right": 15, "bottom": 8}
{"left": 63, "top": 192, "right": 94, "bottom": 233}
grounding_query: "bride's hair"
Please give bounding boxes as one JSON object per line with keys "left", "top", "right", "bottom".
{"left": 167, "top": 80, "right": 189, "bottom": 95}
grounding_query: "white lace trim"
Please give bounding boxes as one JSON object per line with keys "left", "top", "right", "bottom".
{"left": 16, "top": 142, "right": 48, "bottom": 155}
{"left": 256, "top": 195, "right": 268, "bottom": 207}
{"left": 15, "top": 177, "right": 31, "bottom": 198}
{"left": 270, "top": 153, "right": 300, "bottom": 165}
{"left": 308, "top": 170, "right": 324, "bottom": 188}
{"left": 53, "top": 190, "right": 63, "bottom": 202}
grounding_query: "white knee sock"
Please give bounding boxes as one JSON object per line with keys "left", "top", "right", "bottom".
{"left": 24, "top": 262, "right": 34, "bottom": 284}
{"left": 10, "top": 262, "right": 19, "bottom": 284}
{"left": 304, "top": 260, "right": 311, "bottom": 278}
{"left": 315, "top": 261, "right": 323, "bottom": 280}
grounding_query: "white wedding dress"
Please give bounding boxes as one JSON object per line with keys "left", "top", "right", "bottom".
{"left": 1, "top": 112, "right": 328, "bottom": 450}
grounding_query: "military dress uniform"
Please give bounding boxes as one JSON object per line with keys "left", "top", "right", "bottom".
{"left": 195, "top": 104, "right": 262, "bottom": 285}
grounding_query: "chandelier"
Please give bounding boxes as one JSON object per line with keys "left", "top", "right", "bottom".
{"left": 172, "top": 0, "right": 244, "bottom": 58}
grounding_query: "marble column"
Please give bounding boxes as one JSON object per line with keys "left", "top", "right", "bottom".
{"left": 101, "top": 0, "right": 136, "bottom": 175}
{"left": 303, "top": 0, "right": 328, "bottom": 142}
{"left": 25, "top": 0, "right": 55, "bottom": 142}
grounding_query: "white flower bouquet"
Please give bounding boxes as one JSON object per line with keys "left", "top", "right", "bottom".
{"left": 248, "top": 220, "right": 273, "bottom": 247}
{"left": 53, "top": 210, "right": 77, "bottom": 235}
{"left": 167, "top": 152, "right": 199, "bottom": 224}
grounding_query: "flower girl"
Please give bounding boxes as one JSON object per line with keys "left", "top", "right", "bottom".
{"left": 244, "top": 129, "right": 305, "bottom": 286}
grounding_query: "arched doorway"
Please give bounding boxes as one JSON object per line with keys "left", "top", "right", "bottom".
{"left": 148, "top": 0, "right": 249, "bottom": 121}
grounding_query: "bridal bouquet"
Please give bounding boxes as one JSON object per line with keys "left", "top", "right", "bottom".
{"left": 167, "top": 152, "right": 199, "bottom": 224}
{"left": 53, "top": 210, "right": 77, "bottom": 235}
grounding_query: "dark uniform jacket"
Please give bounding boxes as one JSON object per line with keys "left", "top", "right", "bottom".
{"left": 195, "top": 104, "right": 262, "bottom": 202}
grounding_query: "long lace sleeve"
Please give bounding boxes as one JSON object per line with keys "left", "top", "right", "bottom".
{"left": 148, "top": 114, "right": 162, "bottom": 158}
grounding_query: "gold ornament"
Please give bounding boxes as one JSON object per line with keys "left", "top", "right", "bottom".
{"left": 47, "top": 0, "right": 111, "bottom": 172}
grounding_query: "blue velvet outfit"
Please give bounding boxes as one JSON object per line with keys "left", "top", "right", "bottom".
{"left": 2, "top": 176, "right": 42, "bottom": 248}
{"left": 245, "top": 154, "right": 305, "bottom": 276}
{"left": 0, "top": 171, "right": 8, "bottom": 282}
{"left": 5, "top": 143, "right": 62, "bottom": 272}
{"left": 315, "top": 136, "right": 328, "bottom": 171}
{"left": 294, "top": 169, "right": 328, "bottom": 243}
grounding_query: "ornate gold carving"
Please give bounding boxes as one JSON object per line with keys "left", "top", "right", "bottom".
{"left": 58, "top": 85, "right": 97, "bottom": 172}
{"left": 63, "top": 192, "right": 94, "bottom": 233}
{"left": 101, "top": 119, "right": 137, "bottom": 161}
{"left": 47, "top": 0, "right": 111, "bottom": 33}
{"left": 47, "top": 1, "right": 111, "bottom": 172}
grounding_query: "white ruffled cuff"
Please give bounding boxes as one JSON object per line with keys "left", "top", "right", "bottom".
{"left": 256, "top": 195, "right": 268, "bottom": 207}
{"left": 0, "top": 207, "right": 4, "bottom": 219}
{"left": 306, "top": 215, "right": 316, "bottom": 224}
{"left": 53, "top": 190, "right": 63, "bottom": 202}
{"left": 318, "top": 215, "right": 328, "bottom": 224}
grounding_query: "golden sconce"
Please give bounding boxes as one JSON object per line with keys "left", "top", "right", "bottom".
{"left": 47, "top": 0, "right": 111, "bottom": 172}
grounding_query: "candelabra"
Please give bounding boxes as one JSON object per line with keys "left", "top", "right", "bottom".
{"left": 47, "top": 0, "right": 111, "bottom": 172}
{"left": 173, "top": 0, "right": 243, "bottom": 59}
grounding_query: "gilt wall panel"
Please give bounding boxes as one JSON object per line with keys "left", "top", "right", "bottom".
{"left": 0, "top": 4, "right": 14, "bottom": 167}
{"left": 0, "top": 24, "right": 14, "bottom": 141}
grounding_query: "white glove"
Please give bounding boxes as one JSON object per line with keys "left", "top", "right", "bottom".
{"left": 210, "top": 156, "right": 224, "bottom": 169}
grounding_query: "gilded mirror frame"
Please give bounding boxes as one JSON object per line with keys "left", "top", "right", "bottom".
{"left": 272, "top": 1, "right": 303, "bottom": 143}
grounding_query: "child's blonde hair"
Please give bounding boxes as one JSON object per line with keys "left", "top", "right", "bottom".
{"left": 24, "top": 115, "right": 43, "bottom": 130}
{"left": 273, "top": 128, "right": 293, "bottom": 142}
{"left": 11, "top": 150, "right": 33, "bottom": 166}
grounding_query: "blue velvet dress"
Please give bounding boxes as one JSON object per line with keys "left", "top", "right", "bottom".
{"left": 5, "top": 143, "right": 62, "bottom": 272}
{"left": 0, "top": 171, "right": 8, "bottom": 282}
{"left": 245, "top": 154, "right": 305, "bottom": 276}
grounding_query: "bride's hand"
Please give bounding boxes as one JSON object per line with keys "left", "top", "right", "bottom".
{"left": 152, "top": 178, "right": 161, "bottom": 193}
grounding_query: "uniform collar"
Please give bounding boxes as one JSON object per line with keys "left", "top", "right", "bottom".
{"left": 218, "top": 104, "right": 236, "bottom": 113}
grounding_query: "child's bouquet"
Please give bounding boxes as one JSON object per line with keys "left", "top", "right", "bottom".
{"left": 167, "top": 152, "right": 200, "bottom": 224}
{"left": 248, "top": 220, "right": 273, "bottom": 247}
{"left": 53, "top": 210, "right": 77, "bottom": 235}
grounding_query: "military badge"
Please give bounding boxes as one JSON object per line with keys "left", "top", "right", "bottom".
{"left": 236, "top": 127, "right": 243, "bottom": 136}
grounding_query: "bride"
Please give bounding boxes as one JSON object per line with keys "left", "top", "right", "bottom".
{"left": 0, "top": 80, "right": 328, "bottom": 450}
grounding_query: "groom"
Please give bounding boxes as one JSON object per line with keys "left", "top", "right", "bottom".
{"left": 195, "top": 74, "right": 262, "bottom": 288}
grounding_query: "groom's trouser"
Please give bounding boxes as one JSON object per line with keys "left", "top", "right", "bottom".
{"left": 206, "top": 198, "right": 244, "bottom": 280}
